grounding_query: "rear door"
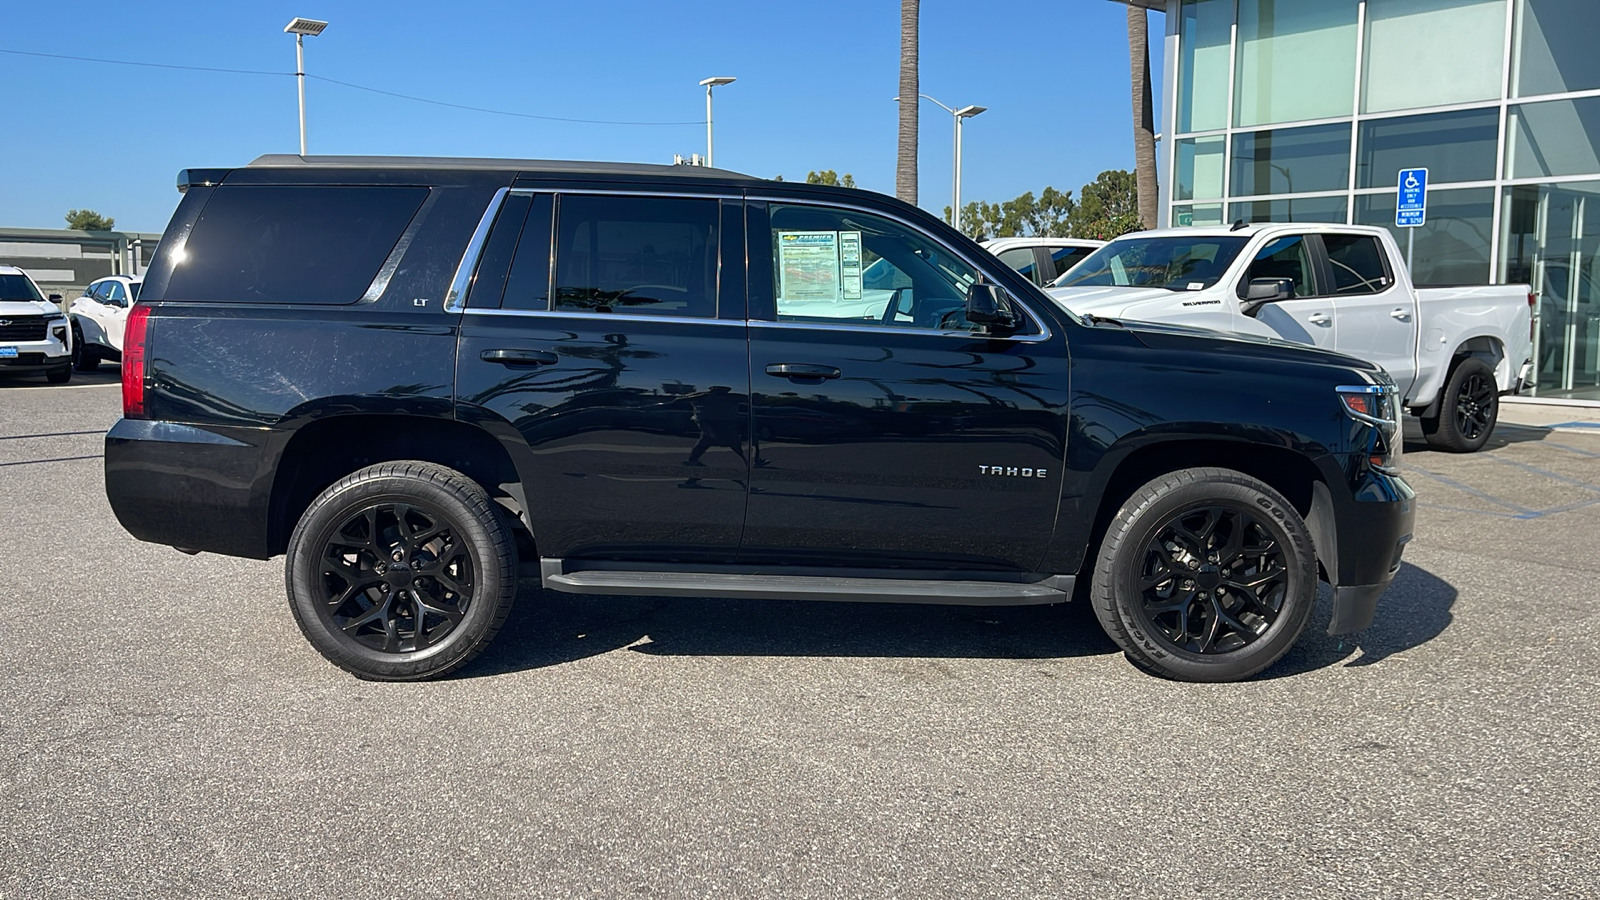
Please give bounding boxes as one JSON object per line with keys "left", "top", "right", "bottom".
{"left": 1239, "top": 233, "right": 1336, "bottom": 350}
{"left": 741, "top": 198, "right": 1070, "bottom": 572}
{"left": 454, "top": 188, "right": 751, "bottom": 564}
{"left": 1319, "top": 231, "right": 1419, "bottom": 395}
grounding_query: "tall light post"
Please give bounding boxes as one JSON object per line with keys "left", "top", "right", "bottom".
{"left": 284, "top": 17, "right": 329, "bottom": 156}
{"left": 699, "top": 76, "right": 736, "bottom": 168}
{"left": 894, "top": 94, "right": 986, "bottom": 231}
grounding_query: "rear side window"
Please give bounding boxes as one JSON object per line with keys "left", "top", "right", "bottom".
{"left": 1049, "top": 246, "right": 1094, "bottom": 279}
{"left": 165, "top": 185, "right": 428, "bottom": 304}
{"left": 1323, "top": 233, "right": 1390, "bottom": 295}
{"left": 552, "top": 195, "right": 719, "bottom": 318}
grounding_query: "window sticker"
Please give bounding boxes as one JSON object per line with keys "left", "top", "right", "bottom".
{"left": 777, "top": 230, "right": 842, "bottom": 301}
{"left": 839, "top": 231, "right": 863, "bottom": 300}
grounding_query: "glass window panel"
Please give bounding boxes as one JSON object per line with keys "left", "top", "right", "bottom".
{"left": 1228, "top": 196, "right": 1350, "bottom": 225}
{"left": 1501, "top": 182, "right": 1600, "bottom": 398}
{"left": 1178, "top": 0, "right": 1232, "bottom": 133}
{"left": 1357, "top": 109, "right": 1500, "bottom": 189}
{"left": 1231, "top": 124, "right": 1352, "bottom": 196}
{"left": 1171, "top": 204, "right": 1226, "bottom": 227}
{"left": 1323, "top": 234, "right": 1392, "bottom": 295}
{"left": 1235, "top": 0, "right": 1358, "bottom": 127}
{"left": 1363, "top": 0, "right": 1507, "bottom": 114}
{"left": 500, "top": 195, "right": 555, "bottom": 311}
{"left": 1355, "top": 188, "right": 1494, "bottom": 285}
{"left": 1513, "top": 0, "right": 1600, "bottom": 98}
{"left": 553, "top": 195, "right": 719, "bottom": 318}
{"left": 1239, "top": 235, "right": 1316, "bottom": 299}
{"left": 1507, "top": 97, "right": 1600, "bottom": 180}
{"left": 995, "top": 247, "right": 1042, "bottom": 285}
{"left": 1176, "top": 136, "right": 1226, "bottom": 201}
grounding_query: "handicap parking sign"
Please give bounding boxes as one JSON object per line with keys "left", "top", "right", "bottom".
{"left": 1397, "top": 168, "right": 1427, "bottom": 227}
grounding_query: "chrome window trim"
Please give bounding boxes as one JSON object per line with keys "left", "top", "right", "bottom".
{"left": 746, "top": 318, "right": 1051, "bottom": 343}
{"left": 360, "top": 187, "right": 440, "bottom": 304}
{"left": 744, "top": 193, "right": 1054, "bottom": 342}
{"left": 443, "top": 186, "right": 509, "bottom": 313}
{"left": 460, "top": 307, "right": 746, "bottom": 328}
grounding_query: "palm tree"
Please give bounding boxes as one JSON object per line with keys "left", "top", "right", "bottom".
{"left": 897, "top": 0, "right": 919, "bottom": 205}
{"left": 1127, "top": 2, "right": 1159, "bottom": 229}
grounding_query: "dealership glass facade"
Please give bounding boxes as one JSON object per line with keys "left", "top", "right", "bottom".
{"left": 1165, "top": 0, "right": 1600, "bottom": 399}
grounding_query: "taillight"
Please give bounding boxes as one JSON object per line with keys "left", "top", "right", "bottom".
{"left": 122, "top": 303, "right": 152, "bottom": 418}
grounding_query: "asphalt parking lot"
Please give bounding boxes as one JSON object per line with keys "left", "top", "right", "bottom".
{"left": 2, "top": 371, "right": 1597, "bottom": 899}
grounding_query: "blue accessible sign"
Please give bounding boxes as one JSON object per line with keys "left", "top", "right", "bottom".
{"left": 1397, "top": 167, "right": 1428, "bottom": 227}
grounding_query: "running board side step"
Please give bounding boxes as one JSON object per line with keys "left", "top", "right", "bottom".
{"left": 538, "top": 560, "right": 1073, "bottom": 606}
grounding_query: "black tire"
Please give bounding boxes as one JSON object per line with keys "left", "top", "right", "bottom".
{"left": 1421, "top": 357, "right": 1498, "bottom": 453}
{"left": 1090, "top": 467, "right": 1317, "bottom": 683}
{"left": 286, "top": 461, "right": 519, "bottom": 681}
{"left": 45, "top": 365, "right": 71, "bottom": 384}
{"left": 71, "top": 321, "right": 100, "bottom": 371}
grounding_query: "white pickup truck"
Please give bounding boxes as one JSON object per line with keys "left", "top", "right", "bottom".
{"left": 1045, "top": 223, "right": 1535, "bottom": 452}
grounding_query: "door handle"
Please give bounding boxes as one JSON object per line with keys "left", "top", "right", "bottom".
{"left": 480, "top": 349, "right": 558, "bottom": 367}
{"left": 1390, "top": 308, "right": 1412, "bottom": 320}
{"left": 765, "top": 363, "right": 841, "bottom": 380}
{"left": 1307, "top": 312, "right": 1333, "bottom": 326}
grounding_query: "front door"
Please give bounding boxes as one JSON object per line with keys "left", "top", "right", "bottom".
{"left": 1243, "top": 234, "right": 1336, "bottom": 350}
{"left": 740, "top": 199, "right": 1070, "bottom": 572}
{"left": 455, "top": 189, "right": 751, "bottom": 564}
{"left": 1322, "top": 231, "right": 1418, "bottom": 397}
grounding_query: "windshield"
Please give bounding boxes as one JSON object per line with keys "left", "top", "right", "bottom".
{"left": 1054, "top": 236, "right": 1249, "bottom": 291}
{"left": 0, "top": 274, "right": 45, "bottom": 302}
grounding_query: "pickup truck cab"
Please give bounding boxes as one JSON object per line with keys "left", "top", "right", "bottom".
{"left": 0, "top": 265, "right": 73, "bottom": 384}
{"left": 1046, "top": 224, "right": 1535, "bottom": 452}
{"left": 105, "top": 156, "right": 1415, "bottom": 684}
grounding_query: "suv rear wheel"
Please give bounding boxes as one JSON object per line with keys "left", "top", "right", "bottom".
{"left": 285, "top": 461, "right": 518, "bottom": 680}
{"left": 1090, "top": 467, "right": 1316, "bottom": 682}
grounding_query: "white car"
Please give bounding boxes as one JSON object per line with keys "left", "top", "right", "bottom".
{"left": 0, "top": 265, "right": 73, "bottom": 384}
{"left": 980, "top": 237, "right": 1106, "bottom": 288}
{"left": 68, "top": 275, "right": 141, "bottom": 371}
{"left": 1045, "top": 223, "right": 1536, "bottom": 452}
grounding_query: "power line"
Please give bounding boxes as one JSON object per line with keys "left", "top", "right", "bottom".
{"left": 0, "top": 46, "right": 703, "bottom": 128}
{"left": 309, "top": 75, "right": 701, "bottom": 126}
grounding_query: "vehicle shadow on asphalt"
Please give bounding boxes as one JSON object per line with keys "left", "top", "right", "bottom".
{"left": 465, "top": 561, "right": 1457, "bottom": 679}
{"left": 1264, "top": 562, "right": 1456, "bottom": 678}
{"left": 1401, "top": 418, "right": 1551, "bottom": 454}
{"left": 466, "top": 581, "right": 1122, "bottom": 677}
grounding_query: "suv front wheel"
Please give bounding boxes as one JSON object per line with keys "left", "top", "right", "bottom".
{"left": 286, "top": 461, "right": 518, "bottom": 680}
{"left": 1090, "top": 467, "right": 1316, "bottom": 682}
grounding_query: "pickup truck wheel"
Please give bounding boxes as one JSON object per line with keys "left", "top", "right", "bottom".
{"left": 285, "top": 461, "right": 518, "bottom": 681}
{"left": 1421, "top": 357, "right": 1497, "bottom": 453}
{"left": 1090, "top": 468, "right": 1316, "bottom": 682}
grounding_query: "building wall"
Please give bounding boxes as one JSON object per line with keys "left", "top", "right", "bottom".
{"left": 0, "top": 228, "right": 162, "bottom": 300}
{"left": 1162, "top": 0, "right": 1600, "bottom": 400}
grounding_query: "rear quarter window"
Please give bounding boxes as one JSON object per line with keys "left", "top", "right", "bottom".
{"left": 164, "top": 185, "right": 428, "bottom": 304}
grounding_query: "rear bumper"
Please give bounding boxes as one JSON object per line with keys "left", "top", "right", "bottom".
{"left": 1324, "top": 468, "right": 1415, "bottom": 635}
{"left": 105, "top": 418, "right": 276, "bottom": 558}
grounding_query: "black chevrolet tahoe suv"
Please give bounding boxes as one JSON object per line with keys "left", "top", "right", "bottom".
{"left": 105, "top": 155, "right": 1415, "bottom": 683}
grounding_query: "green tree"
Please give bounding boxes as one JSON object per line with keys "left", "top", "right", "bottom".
{"left": 65, "top": 209, "right": 114, "bottom": 231}
{"left": 942, "top": 187, "right": 1076, "bottom": 241}
{"left": 1068, "top": 170, "right": 1142, "bottom": 240}
{"left": 806, "top": 170, "right": 857, "bottom": 188}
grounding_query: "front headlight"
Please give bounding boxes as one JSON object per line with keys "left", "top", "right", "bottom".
{"left": 1336, "top": 383, "right": 1402, "bottom": 469}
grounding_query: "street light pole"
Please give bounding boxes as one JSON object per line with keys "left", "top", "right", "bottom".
{"left": 893, "top": 94, "right": 985, "bottom": 231}
{"left": 284, "top": 18, "right": 329, "bottom": 156}
{"left": 699, "top": 76, "right": 737, "bottom": 167}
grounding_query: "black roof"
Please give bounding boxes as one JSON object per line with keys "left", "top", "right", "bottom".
{"left": 247, "top": 154, "right": 762, "bottom": 181}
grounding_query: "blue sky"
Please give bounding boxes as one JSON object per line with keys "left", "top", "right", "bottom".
{"left": 0, "top": 0, "right": 1162, "bottom": 234}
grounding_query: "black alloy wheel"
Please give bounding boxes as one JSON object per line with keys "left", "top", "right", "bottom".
{"left": 286, "top": 461, "right": 518, "bottom": 680}
{"left": 1135, "top": 505, "right": 1288, "bottom": 655}
{"left": 319, "top": 502, "right": 474, "bottom": 654}
{"left": 1422, "top": 357, "right": 1498, "bottom": 453}
{"left": 1090, "top": 467, "right": 1316, "bottom": 682}
{"left": 1454, "top": 369, "right": 1495, "bottom": 443}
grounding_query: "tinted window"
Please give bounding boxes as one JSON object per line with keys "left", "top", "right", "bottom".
{"left": 129, "top": 280, "right": 142, "bottom": 301}
{"left": 166, "top": 185, "right": 428, "bottom": 304}
{"left": 88, "top": 281, "right": 111, "bottom": 301}
{"left": 1049, "top": 246, "right": 1094, "bottom": 279}
{"left": 0, "top": 274, "right": 44, "bottom": 302}
{"left": 500, "top": 194, "right": 555, "bottom": 311}
{"left": 1323, "top": 233, "right": 1391, "bottom": 295}
{"left": 767, "top": 204, "right": 994, "bottom": 333}
{"left": 1239, "top": 235, "right": 1315, "bottom": 299}
{"left": 996, "top": 248, "right": 1040, "bottom": 284}
{"left": 1230, "top": 123, "right": 1353, "bottom": 196}
{"left": 553, "top": 195, "right": 718, "bottom": 317}
{"left": 1060, "top": 237, "right": 1249, "bottom": 290}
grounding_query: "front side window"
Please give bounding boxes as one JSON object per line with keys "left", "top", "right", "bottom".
{"left": 996, "top": 248, "right": 1041, "bottom": 285}
{"left": 1060, "top": 237, "right": 1249, "bottom": 291}
{"left": 1049, "top": 246, "right": 1095, "bottom": 280}
{"left": 767, "top": 203, "right": 987, "bottom": 332}
{"left": 88, "top": 281, "right": 111, "bottom": 301}
{"left": 552, "top": 195, "right": 718, "bottom": 318}
{"left": 1323, "top": 234, "right": 1390, "bottom": 295}
{"left": 1239, "top": 236, "right": 1315, "bottom": 299}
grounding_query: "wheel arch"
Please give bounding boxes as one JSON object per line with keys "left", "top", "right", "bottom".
{"left": 267, "top": 414, "right": 526, "bottom": 557}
